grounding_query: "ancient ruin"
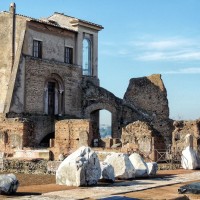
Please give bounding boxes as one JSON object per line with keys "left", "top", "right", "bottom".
{"left": 0, "top": 3, "right": 200, "bottom": 163}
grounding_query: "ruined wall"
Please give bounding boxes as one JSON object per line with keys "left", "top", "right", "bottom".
{"left": 0, "top": 115, "right": 34, "bottom": 155}
{"left": 172, "top": 120, "right": 200, "bottom": 154}
{"left": 52, "top": 119, "right": 91, "bottom": 159}
{"left": 28, "top": 115, "right": 55, "bottom": 146}
{"left": 82, "top": 79, "right": 149, "bottom": 139}
{"left": 121, "top": 120, "right": 165, "bottom": 161}
{"left": 124, "top": 74, "right": 173, "bottom": 145}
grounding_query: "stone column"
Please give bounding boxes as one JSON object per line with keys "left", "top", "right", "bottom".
{"left": 55, "top": 88, "right": 59, "bottom": 115}
{"left": 44, "top": 87, "right": 48, "bottom": 114}
{"left": 58, "top": 89, "right": 64, "bottom": 116}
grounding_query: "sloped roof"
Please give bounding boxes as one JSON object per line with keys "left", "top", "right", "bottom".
{"left": 53, "top": 12, "right": 104, "bottom": 30}
{"left": 17, "top": 13, "right": 78, "bottom": 32}
{"left": 1, "top": 10, "right": 103, "bottom": 32}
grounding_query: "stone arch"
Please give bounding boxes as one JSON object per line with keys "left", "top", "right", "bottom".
{"left": 84, "top": 102, "right": 120, "bottom": 139}
{"left": 44, "top": 73, "right": 64, "bottom": 115}
{"left": 39, "top": 132, "right": 55, "bottom": 147}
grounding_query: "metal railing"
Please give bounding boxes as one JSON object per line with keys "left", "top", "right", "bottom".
{"left": 154, "top": 148, "right": 182, "bottom": 164}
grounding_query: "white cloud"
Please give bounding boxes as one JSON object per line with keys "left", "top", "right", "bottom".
{"left": 136, "top": 50, "right": 200, "bottom": 61}
{"left": 132, "top": 38, "right": 193, "bottom": 50}
{"left": 163, "top": 67, "right": 200, "bottom": 74}
{"left": 132, "top": 37, "right": 200, "bottom": 61}
{"left": 100, "top": 36, "right": 200, "bottom": 62}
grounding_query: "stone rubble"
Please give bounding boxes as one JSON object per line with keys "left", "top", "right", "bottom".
{"left": 146, "top": 162, "right": 158, "bottom": 176}
{"left": 100, "top": 162, "right": 115, "bottom": 182}
{"left": 104, "top": 153, "right": 135, "bottom": 179}
{"left": 181, "top": 146, "right": 199, "bottom": 170}
{"left": 129, "top": 153, "right": 148, "bottom": 177}
{"left": 0, "top": 174, "right": 19, "bottom": 195}
{"left": 56, "top": 146, "right": 101, "bottom": 186}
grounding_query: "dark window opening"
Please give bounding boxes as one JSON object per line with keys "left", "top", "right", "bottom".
{"left": 65, "top": 47, "right": 73, "bottom": 64}
{"left": 33, "top": 40, "right": 42, "bottom": 58}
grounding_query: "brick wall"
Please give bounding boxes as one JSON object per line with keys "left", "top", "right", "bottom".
{"left": 52, "top": 119, "right": 92, "bottom": 160}
{"left": 24, "top": 56, "right": 82, "bottom": 117}
{"left": 0, "top": 117, "right": 34, "bottom": 154}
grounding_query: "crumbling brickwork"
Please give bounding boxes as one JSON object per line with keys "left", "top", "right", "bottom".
{"left": 124, "top": 74, "right": 173, "bottom": 145}
{"left": 52, "top": 119, "right": 91, "bottom": 160}
{"left": 0, "top": 115, "right": 34, "bottom": 155}
{"left": 172, "top": 120, "right": 200, "bottom": 155}
{"left": 121, "top": 120, "right": 165, "bottom": 161}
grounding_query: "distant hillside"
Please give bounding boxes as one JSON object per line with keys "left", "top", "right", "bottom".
{"left": 100, "top": 124, "right": 111, "bottom": 138}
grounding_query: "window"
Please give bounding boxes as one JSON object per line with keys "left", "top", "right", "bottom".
{"left": 64, "top": 47, "right": 73, "bottom": 64}
{"left": 82, "top": 38, "right": 91, "bottom": 75}
{"left": 33, "top": 40, "right": 42, "bottom": 58}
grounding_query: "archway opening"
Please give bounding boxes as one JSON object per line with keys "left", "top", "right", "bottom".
{"left": 90, "top": 109, "right": 112, "bottom": 148}
{"left": 39, "top": 132, "right": 55, "bottom": 147}
{"left": 99, "top": 109, "right": 112, "bottom": 138}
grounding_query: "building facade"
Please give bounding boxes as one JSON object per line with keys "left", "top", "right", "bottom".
{"left": 1, "top": 3, "right": 185, "bottom": 160}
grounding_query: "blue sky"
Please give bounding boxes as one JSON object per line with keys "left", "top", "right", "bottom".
{"left": 1, "top": 0, "right": 200, "bottom": 122}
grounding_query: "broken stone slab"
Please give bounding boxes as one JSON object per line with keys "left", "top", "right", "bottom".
{"left": 0, "top": 174, "right": 19, "bottom": 195}
{"left": 14, "top": 149, "right": 50, "bottom": 160}
{"left": 56, "top": 146, "right": 101, "bottom": 186}
{"left": 181, "top": 146, "right": 199, "bottom": 170}
{"left": 104, "top": 153, "right": 135, "bottom": 179}
{"left": 100, "top": 162, "right": 115, "bottom": 182}
{"left": 178, "top": 182, "right": 200, "bottom": 194}
{"left": 129, "top": 153, "right": 148, "bottom": 177}
{"left": 146, "top": 162, "right": 158, "bottom": 176}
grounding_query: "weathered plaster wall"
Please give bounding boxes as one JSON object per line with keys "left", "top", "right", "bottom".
{"left": 0, "top": 13, "right": 13, "bottom": 112}
{"left": 23, "top": 23, "right": 76, "bottom": 63}
{"left": 48, "top": 13, "right": 100, "bottom": 77}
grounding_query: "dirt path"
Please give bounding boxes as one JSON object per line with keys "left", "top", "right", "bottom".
{"left": 0, "top": 169, "right": 200, "bottom": 199}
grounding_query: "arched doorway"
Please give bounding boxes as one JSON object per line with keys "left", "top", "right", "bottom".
{"left": 44, "top": 74, "right": 64, "bottom": 116}
{"left": 99, "top": 109, "right": 112, "bottom": 138}
{"left": 84, "top": 103, "right": 121, "bottom": 147}
{"left": 90, "top": 109, "right": 114, "bottom": 147}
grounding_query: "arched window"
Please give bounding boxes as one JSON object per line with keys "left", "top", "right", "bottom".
{"left": 82, "top": 38, "right": 92, "bottom": 75}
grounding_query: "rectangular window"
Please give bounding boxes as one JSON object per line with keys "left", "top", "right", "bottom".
{"left": 64, "top": 47, "right": 73, "bottom": 64}
{"left": 33, "top": 40, "right": 42, "bottom": 58}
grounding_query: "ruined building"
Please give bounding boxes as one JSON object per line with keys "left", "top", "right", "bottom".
{"left": 0, "top": 4, "right": 199, "bottom": 161}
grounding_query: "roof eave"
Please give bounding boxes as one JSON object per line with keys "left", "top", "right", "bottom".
{"left": 71, "top": 21, "right": 104, "bottom": 31}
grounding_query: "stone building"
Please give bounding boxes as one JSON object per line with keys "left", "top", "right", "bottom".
{"left": 0, "top": 3, "right": 180, "bottom": 160}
